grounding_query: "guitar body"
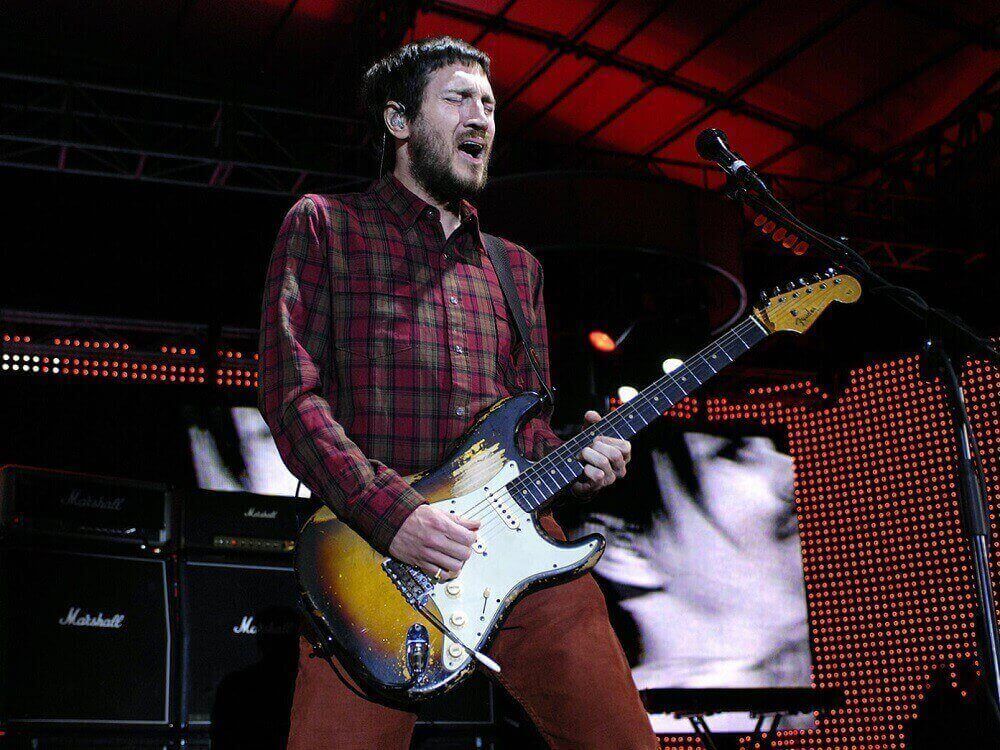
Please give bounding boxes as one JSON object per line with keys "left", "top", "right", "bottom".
{"left": 296, "top": 391, "right": 606, "bottom": 702}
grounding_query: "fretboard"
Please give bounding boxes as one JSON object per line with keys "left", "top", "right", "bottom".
{"left": 507, "top": 316, "right": 770, "bottom": 513}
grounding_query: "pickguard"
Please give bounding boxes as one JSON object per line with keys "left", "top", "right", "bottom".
{"left": 426, "top": 461, "right": 602, "bottom": 670}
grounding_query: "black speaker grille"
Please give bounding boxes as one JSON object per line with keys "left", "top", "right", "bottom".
{"left": 0, "top": 548, "right": 172, "bottom": 725}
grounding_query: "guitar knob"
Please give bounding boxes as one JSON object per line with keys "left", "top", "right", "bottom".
{"left": 450, "top": 613, "right": 467, "bottom": 627}
{"left": 445, "top": 582, "right": 462, "bottom": 597}
{"left": 447, "top": 643, "right": 464, "bottom": 659}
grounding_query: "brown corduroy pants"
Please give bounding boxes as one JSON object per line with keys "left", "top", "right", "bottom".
{"left": 286, "top": 516, "right": 658, "bottom": 750}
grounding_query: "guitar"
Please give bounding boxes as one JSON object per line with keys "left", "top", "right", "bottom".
{"left": 296, "top": 271, "right": 861, "bottom": 701}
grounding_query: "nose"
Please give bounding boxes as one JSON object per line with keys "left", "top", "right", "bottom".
{"left": 464, "top": 99, "right": 490, "bottom": 130}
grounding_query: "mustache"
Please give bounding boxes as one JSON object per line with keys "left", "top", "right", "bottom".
{"left": 456, "top": 130, "right": 490, "bottom": 145}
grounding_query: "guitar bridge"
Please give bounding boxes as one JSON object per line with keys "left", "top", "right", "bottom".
{"left": 383, "top": 559, "right": 433, "bottom": 608}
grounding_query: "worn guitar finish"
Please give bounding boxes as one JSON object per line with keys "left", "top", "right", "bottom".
{"left": 296, "top": 273, "right": 861, "bottom": 701}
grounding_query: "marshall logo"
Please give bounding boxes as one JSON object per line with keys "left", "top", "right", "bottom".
{"left": 244, "top": 507, "right": 278, "bottom": 519}
{"left": 233, "top": 616, "right": 295, "bottom": 636}
{"left": 59, "top": 606, "right": 125, "bottom": 629}
{"left": 60, "top": 488, "right": 126, "bottom": 512}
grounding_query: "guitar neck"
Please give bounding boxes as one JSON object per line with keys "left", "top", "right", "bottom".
{"left": 508, "top": 315, "right": 771, "bottom": 513}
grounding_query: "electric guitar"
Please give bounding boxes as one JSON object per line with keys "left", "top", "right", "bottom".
{"left": 296, "top": 271, "right": 861, "bottom": 701}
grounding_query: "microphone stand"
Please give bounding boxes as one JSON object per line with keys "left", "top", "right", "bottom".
{"left": 720, "top": 168, "right": 1000, "bottom": 719}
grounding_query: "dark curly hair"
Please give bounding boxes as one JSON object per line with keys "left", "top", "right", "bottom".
{"left": 360, "top": 36, "right": 491, "bottom": 164}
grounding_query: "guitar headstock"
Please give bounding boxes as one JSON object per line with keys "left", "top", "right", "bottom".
{"left": 753, "top": 269, "right": 861, "bottom": 334}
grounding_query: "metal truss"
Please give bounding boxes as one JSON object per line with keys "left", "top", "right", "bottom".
{"left": 0, "top": 72, "right": 372, "bottom": 196}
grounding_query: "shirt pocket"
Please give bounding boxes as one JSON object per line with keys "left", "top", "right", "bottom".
{"left": 332, "top": 275, "right": 415, "bottom": 361}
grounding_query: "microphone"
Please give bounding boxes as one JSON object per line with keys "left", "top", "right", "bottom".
{"left": 695, "top": 128, "right": 770, "bottom": 194}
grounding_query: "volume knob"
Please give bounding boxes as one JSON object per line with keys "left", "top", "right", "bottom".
{"left": 450, "top": 612, "right": 467, "bottom": 627}
{"left": 445, "top": 582, "right": 462, "bottom": 597}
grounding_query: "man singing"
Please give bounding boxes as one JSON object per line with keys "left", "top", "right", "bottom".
{"left": 259, "top": 36, "right": 657, "bottom": 749}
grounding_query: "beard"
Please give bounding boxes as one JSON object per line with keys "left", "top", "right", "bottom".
{"left": 408, "top": 118, "right": 490, "bottom": 204}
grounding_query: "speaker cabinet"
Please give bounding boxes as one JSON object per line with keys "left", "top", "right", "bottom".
{"left": 178, "top": 559, "right": 299, "bottom": 744}
{"left": 0, "top": 547, "right": 173, "bottom": 726}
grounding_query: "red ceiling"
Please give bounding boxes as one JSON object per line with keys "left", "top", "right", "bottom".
{"left": 410, "top": 0, "right": 998, "bottom": 191}
{"left": 6, "top": 0, "right": 998, "bottom": 191}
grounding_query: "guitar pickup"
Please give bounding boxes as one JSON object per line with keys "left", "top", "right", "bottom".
{"left": 486, "top": 479, "right": 521, "bottom": 530}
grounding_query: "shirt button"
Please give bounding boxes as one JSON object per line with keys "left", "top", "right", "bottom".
{"left": 456, "top": 406, "right": 466, "bottom": 417}
{"left": 449, "top": 295, "right": 459, "bottom": 305}
{"left": 454, "top": 344, "right": 463, "bottom": 354}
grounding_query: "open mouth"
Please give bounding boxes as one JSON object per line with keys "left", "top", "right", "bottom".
{"left": 457, "top": 140, "right": 486, "bottom": 163}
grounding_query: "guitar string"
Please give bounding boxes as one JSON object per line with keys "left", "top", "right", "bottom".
{"left": 458, "top": 319, "right": 761, "bottom": 540}
{"left": 457, "top": 320, "right": 764, "bottom": 542}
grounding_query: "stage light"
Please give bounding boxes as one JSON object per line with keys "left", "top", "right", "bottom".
{"left": 617, "top": 385, "right": 639, "bottom": 403}
{"left": 589, "top": 330, "right": 616, "bottom": 352}
{"left": 662, "top": 357, "right": 683, "bottom": 374}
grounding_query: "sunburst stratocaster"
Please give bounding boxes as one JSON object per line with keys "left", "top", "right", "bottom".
{"left": 296, "top": 271, "right": 861, "bottom": 701}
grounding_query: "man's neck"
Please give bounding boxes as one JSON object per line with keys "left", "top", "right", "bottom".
{"left": 393, "top": 167, "right": 463, "bottom": 239}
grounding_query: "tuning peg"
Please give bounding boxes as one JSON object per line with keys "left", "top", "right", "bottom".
{"left": 798, "top": 277, "right": 810, "bottom": 286}
{"left": 812, "top": 273, "right": 823, "bottom": 282}
{"left": 825, "top": 267, "right": 836, "bottom": 277}
{"left": 759, "top": 290, "right": 771, "bottom": 306}
{"left": 786, "top": 281, "right": 798, "bottom": 292}
{"left": 770, "top": 286, "right": 782, "bottom": 297}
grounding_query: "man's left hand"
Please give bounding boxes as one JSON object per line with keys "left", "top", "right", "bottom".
{"left": 570, "top": 410, "right": 631, "bottom": 498}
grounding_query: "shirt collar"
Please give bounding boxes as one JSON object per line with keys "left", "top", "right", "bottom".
{"left": 371, "top": 174, "right": 484, "bottom": 260}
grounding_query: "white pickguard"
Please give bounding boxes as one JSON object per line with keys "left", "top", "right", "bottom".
{"left": 426, "top": 461, "right": 603, "bottom": 671}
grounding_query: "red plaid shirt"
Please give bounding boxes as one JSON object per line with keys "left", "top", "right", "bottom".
{"left": 258, "top": 175, "right": 563, "bottom": 553}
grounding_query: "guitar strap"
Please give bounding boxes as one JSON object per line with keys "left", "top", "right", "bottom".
{"left": 482, "top": 232, "right": 556, "bottom": 409}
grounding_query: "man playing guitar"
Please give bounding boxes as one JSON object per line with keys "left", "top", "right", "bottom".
{"left": 259, "top": 36, "right": 657, "bottom": 749}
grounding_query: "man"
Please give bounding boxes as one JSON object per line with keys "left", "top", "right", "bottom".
{"left": 258, "top": 36, "right": 657, "bottom": 749}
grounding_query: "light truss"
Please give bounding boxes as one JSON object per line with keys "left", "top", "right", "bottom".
{"left": 0, "top": 72, "right": 372, "bottom": 196}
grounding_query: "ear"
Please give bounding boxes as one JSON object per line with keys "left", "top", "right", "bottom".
{"left": 383, "top": 101, "right": 410, "bottom": 139}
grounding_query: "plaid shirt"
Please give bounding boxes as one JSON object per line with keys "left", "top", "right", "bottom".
{"left": 258, "top": 175, "right": 563, "bottom": 554}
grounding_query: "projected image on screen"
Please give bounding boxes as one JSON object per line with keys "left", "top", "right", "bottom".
{"left": 574, "top": 429, "right": 812, "bottom": 733}
{"left": 187, "top": 406, "right": 309, "bottom": 497}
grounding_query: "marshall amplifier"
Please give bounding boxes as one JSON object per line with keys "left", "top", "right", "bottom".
{"left": 0, "top": 546, "right": 174, "bottom": 726}
{"left": 0, "top": 465, "right": 171, "bottom": 546}
{"left": 179, "top": 489, "right": 308, "bottom": 557}
{"left": 178, "top": 559, "right": 300, "bottom": 737}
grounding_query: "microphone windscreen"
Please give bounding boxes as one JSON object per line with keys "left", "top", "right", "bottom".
{"left": 695, "top": 128, "right": 728, "bottom": 161}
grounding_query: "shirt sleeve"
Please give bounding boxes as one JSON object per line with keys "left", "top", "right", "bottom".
{"left": 257, "top": 196, "right": 425, "bottom": 555}
{"left": 515, "top": 255, "right": 565, "bottom": 462}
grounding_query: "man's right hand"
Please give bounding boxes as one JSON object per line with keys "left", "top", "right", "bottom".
{"left": 388, "top": 503, "right": 480, "bottom": 580}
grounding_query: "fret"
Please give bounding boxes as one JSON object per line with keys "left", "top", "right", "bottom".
{"left": 710, "top": 343, "right": 732, "bottom": 363}
{"left": 508, "top": 315, "right": 772, "bottom": 513}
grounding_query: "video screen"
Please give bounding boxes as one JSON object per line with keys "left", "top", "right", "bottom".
{"left": 570, "top": 426, "right": 813, "bottom": 733}
{"left": 188, "top": 406, "right": 309, "bottom": 498}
